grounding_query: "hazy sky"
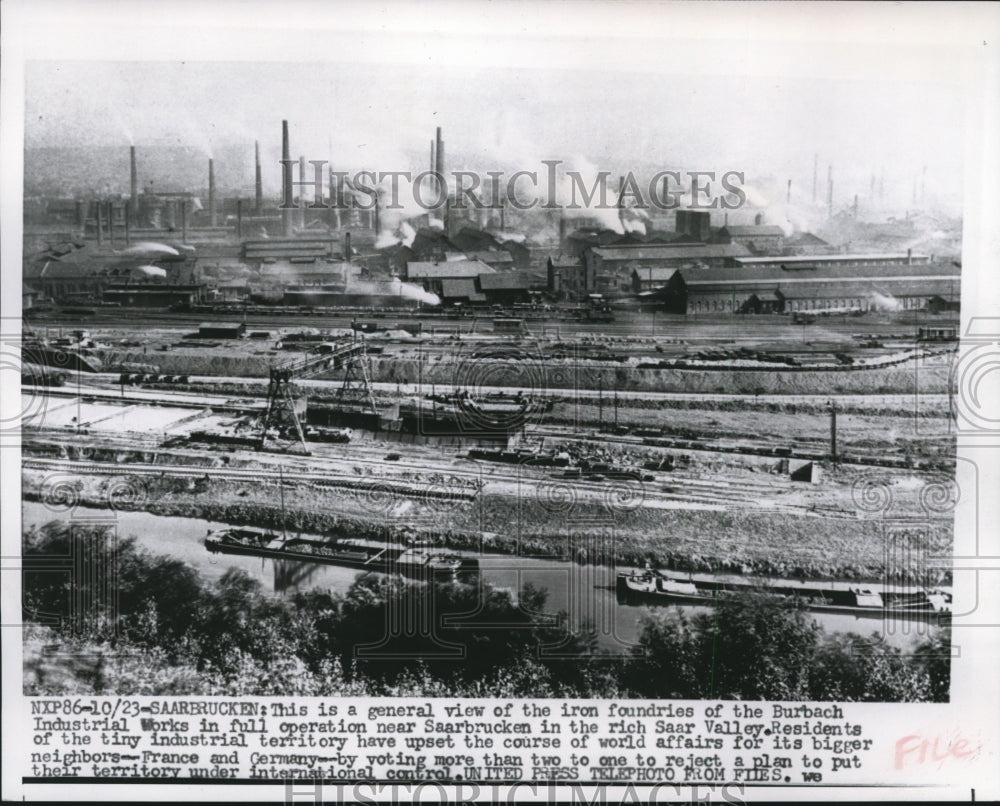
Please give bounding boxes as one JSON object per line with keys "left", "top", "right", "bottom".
{"left": 23, "top": 29, "right": 970, "bottom": 219}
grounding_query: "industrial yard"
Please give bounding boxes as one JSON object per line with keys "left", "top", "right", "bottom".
{"left": 19, "top": 84, "right": 962, "bottom": 699}
{"left": 22, "top": 304, "right": 957, "bottom": 585}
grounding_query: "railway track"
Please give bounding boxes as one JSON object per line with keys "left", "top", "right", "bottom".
{"left": 22, "top": 456, "right": 480, "bottom": 502}
{"left": 22, "top": 438, "right": 843, "bottom": 518}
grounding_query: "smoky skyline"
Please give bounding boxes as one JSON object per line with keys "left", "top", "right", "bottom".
{"left": 25, "top": 58, "right": 966, "bottom": 219}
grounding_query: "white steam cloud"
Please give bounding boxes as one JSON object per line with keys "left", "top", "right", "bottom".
{"left": 348, "top": 277, "right": 441, "bottom": 306}
{"left": 120, "top": 241, "right": 180, "bottom": 256}
{"left": 869, "top": 292, "right": 902, "bottom": 312}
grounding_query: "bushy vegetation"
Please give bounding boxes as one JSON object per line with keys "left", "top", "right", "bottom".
{"left": 623, "top": 593, "right": 948, "bottom": 702}
{"left": 23, "top": 522, "right": 948, "bottom": 701}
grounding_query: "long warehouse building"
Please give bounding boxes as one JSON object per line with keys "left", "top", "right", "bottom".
{"left": 636, "top": 260, "right": 961, "bottom": 315}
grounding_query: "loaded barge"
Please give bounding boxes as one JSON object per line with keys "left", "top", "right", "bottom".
{"left": 205, "top": 528, "right": 477, "bottom": 578}
{"left": 616, "top": 570, "right": 951, "bottom": 620}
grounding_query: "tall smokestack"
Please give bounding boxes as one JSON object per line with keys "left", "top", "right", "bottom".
{"left": 254, "top": 140, "right": 263, "bottom": 215}
{"left": 812, "top": 154, "right": 818, "bottom": 203}
{"left": 129, "top": 146, "right": 138, "bottom": 223}
{"left": 827, "top": 165, "right": 833, "bottom": 218}
{"left": 374, "top": 196, "right": 380, "bottom": 235}
{"left": 124, "top": 201, "right": 131, "bottom": 245}
{"left": 181, "top": 200, "right": 187, "bottom": 244}
{"left": 435, "top": 127, "right": 444, "bottom": 177}
{"left": 96, "top": 201, "right": 104, "bottom": 246}
{"left": 208, "top": 158, "right": 217, "bottom": 227}
{"left": 344, "top": 231, "right": 351, "bottom": 260}
{"left": 786, "top": 179, "right": 792, "bottom": 205}
{"left": 435, "top": 127, "right": 445, "bottom": 219}
{"left": 237, "top": 200, "right": 243, "bottom": 239}
{"left": 75, "top": 200, "right": 85, "bottom": 232}
{"left": 500, "top": 198, "right": 506, "bottom": 231}
{"left": 853, "top": 194, "right": 858, "bottom": 219}
{"left": 617, "top": 175, "right": 625, "bottom": 226}
{"left": 298, "top": 155, "right": 306, "bottom": 228}
{"left": 282, "top": 120, "right": 293, "bottom": 236}
{"left": 430, "top": 139, "right": 436, "bottom": 175}
{"left": 107, "top": 202, "right": 115, "bottom": 246}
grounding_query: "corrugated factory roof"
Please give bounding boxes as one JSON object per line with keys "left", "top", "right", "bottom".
{"left": 406, "top": 259, "right": 496, "bottom": 279}
{"left": 719, "top": 225, "right": 786, "bottom": 237}
{"left": 684, "top": 261, "right": 959, "bottom": 285}
{"left": 547, "top": 256, "right": 583, "bottom": 269}
{"left": 476, "top": 271, "right": 539, "bottom": 290}
{"left": 465, "top": 249, "right": 513, "bottom": 264}
{"left": 632, "top": 268, "right": 682, "bottom": 282}
{"left": 590, "top": 243, "right": 750, "bottom": 261}
{"left": 734, "top": 253, "right": 929, "bottom": 265}
{"left": 440, "top": 278, "right": 486, "bottom": 301}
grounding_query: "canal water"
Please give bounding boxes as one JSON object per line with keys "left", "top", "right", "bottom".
{"left": 22, "top": 502, "right": 936, "bottom": 651}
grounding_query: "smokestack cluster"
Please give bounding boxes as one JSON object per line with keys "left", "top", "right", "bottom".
{"left": 255, "top": 140, "right": 263, "bottom": 215}
{"left": 282, "top": 120, "right": 293, "bottom": 236}
{"left": 208, "top": 158, "right": 217, "bottom": 227}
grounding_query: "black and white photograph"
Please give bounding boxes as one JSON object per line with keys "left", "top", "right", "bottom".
{"left": 3, "top": 1, "right": 999, "bottom": 801}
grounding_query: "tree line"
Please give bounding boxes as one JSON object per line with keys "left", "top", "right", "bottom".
{"left": 22, "top": 522, "right": 949, "bottom": 701}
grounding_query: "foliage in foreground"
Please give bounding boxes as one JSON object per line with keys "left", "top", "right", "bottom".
{"left": 23, "top": 522, "right": 948, "bottom": 701}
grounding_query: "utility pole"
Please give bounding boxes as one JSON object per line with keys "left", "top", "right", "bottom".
{"left": 598, "top": 376, "right": 604, "bottom": 430}
{"left": 828, "top": 399, "right": 838, "bottom": 462}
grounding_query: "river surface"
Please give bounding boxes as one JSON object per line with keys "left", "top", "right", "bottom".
{"left": 22, "top": 502, "right": 936, "bottom": 650}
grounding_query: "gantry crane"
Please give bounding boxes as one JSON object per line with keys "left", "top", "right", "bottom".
{"left": 259, "top": 337, "right": 377, "bottom": 454}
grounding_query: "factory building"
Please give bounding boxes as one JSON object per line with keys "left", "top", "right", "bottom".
{"left": 712, "top": 224, "right": 785, "bottom": 254}
{"left": 462, "top": 249, "right": 515, "bottom": 271}
{"left": 104, "top": 282, "right": 204, "bottom": 307}
{"left": 243, "top": 238, "right": 337, "bottom": 265}
{"left": 582, "top": 243, "right": 751, "bottom": 295}
{"left": 404, "top": 259, "right": 495, "bottom": 297}
{"left": 681, "top": 262, "right": 960, "bottom": 315}
{"left": 23, "top": 284, "right": 40, "bottom": 311}
{"left": 675, "top": 210, "right": 712, "bottom": 242}
{"left": 547, "top": 255, "right": 587, "bottom": 300}
{"left": 476, "top": 271, "right": 546, "bottom": 305}
{"left": 782, "top": 231, "right": 837, "bottom": 256}
{"left": 24, "top": 254, "right": 203, "bottom": 304}
{"left": 731, "top": 252, "right": 930, "bottom": 271}
{"left": 632, "top": 269, "right": 687, "bottom": 314}
{"left": 440, "top": 279, "right": 486, "bottom": 304}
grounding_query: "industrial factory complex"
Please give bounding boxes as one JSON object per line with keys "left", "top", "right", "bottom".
{"left": 24, "top": 121, "right": 960, "bottom": 318}
{"left": 20, "top": 110, "right": 961, "bottom": 704}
